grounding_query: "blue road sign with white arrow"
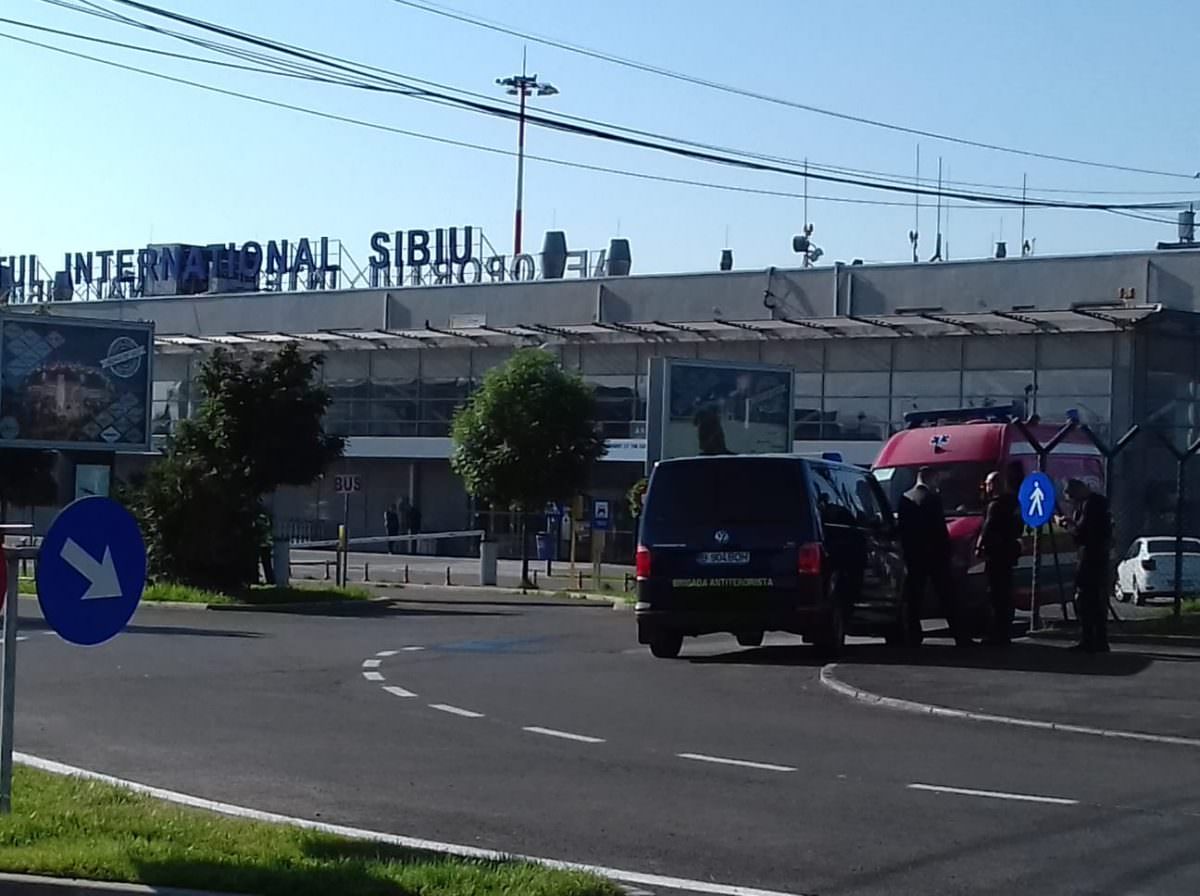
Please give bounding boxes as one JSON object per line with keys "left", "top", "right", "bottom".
{"left": 1018, "top": 472, "right": 1056, "bottom": 529}
{"left": 36, "top": 496, "right": 146, "bottom": 646}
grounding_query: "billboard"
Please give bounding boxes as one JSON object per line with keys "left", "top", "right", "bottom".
{"left": 0, "top": 312, "right": 154, "bottom": 452}
{"left": 645, "top": 358, "right": 794, "bottom": 472}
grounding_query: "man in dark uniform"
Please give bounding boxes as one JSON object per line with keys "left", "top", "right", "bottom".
{"left": 898, "top": 467, "right": 970, "bottom": 647}
{"left": 976, "top": 465, "right": 1024, "bottom": 646}
{"left": 1060, "top": 478, "right": 1112, "bottom": 653}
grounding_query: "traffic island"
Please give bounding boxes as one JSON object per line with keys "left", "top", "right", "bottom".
{"left": 820, "top": 639, "right": 1200, "bottom": 745}
{"left": 0, "top": 766, "right": 618, "bottom": 896}
{"left": 17, "top": 581, "right": 375, "bottom": 612}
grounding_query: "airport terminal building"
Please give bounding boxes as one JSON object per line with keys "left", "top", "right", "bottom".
{"left": 5, "top": 237, "right": 1200, "bottom": 559}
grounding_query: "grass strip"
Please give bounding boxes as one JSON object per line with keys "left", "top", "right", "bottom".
{"left": 0, "top": 766, "right": 617, "bottom": 896}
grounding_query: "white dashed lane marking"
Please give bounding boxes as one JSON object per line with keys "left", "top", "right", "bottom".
{"left": 361, "top": 659, "right": 382, "bottom": 669}
{"left": 523, "top": 726, "right": 606, "bottom": 744}
{"left": 908, "top": 783, "right": 1079, "bottom": 805}
{"left": 677, "top": 753, "right": 796, "bottom": 773}
{"left": 401, "top": 646, "right": 425, "bottom": 652}
{"left": 362, "top": 671, "right": 385, "bottom": 682}
{"left": 429, "top": 704, "right": 484, "bottom": 719}
{"left": 375, "top": 650, "right": 399, "bottom": 657}
{"left": 383, "top": 686, "right": 417, "bottom": 698}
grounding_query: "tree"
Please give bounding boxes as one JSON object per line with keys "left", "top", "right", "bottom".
{"left": 627, "top": 477, "right": 649, "bottom": 521}
{"left": 0, "top": 448, "right": 57, "bottom": 523}
{"left": 451, "top": 349, "right": 606, "bottom": 586}
{"left": 124, "top": 345, "right": 344, "bottom": 591}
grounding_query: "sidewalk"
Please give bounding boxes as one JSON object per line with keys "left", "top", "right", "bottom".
{"left": 826, "top": 637, "right": 1200, "bottom": 741}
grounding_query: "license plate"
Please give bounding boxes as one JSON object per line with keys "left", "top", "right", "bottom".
{"left": 697, "top": 551, "right": 750, "bottom": 565}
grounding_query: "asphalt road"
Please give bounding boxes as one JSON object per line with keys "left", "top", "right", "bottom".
{"left": 12, "top": 591, "right": 1200, "bottom": 896}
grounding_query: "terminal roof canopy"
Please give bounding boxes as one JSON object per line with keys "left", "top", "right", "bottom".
{"left": 153, "top": 304, "right": 1167, "bottom": 354}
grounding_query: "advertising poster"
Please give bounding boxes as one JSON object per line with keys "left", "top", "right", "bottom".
{"left": 0, "top": 313, "right": 154, "bottom": 451}
{"left": 653, "top": 359, "right": 794, "bottom": 463}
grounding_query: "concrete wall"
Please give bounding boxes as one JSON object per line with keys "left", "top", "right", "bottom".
{"left": 28, "top": 248, "right": 1200, "bottom": 335}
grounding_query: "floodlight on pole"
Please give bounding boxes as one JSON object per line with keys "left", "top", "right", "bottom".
{"left": 496, "top": 50, "right": 558, "bottom": 256}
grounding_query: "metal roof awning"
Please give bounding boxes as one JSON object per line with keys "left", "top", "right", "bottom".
{"left": 151, "top": 304, "right": 1166, "bottom": 353}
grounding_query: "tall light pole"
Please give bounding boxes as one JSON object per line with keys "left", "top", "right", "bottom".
{"left": 496, "top": 52, "right": 557, "bottom": 257}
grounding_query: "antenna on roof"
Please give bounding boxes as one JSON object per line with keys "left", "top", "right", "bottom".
{"left": 910, "top": 144, "right": 920, "bottom": 262}
{"left": 929, "top": 156, "right": 944, "bottom": 262}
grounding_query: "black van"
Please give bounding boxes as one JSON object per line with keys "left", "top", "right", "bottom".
{"left": 635, "top": 454, "right": 912, "bottom": 658}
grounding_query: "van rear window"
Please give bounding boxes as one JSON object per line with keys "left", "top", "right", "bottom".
{"left": 642, "top": 459, "right": 809, "bottom": 536}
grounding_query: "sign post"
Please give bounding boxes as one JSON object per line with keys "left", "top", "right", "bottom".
{"left": 591, "top": 500, "right": 611, "bottom": 590}
{"left": 1018, "top": 472, "right": 1057, "bottom": 631}
{"left": 0, "top": 545, "right": 16, "bottom": 814}
{"left": 0, "top": 498, "right": 145, "bottom": 814}
{"left": 333, "top": 475, "right": 361, "bottom": 588}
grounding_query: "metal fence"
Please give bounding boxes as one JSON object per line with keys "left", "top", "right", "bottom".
{"left": 1015, "top": 415, "right": 1200, "bottom": 625}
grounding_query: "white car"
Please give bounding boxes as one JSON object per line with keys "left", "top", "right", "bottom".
{"left": 1115, "top": 537, "right": 1200, "bottom": 606}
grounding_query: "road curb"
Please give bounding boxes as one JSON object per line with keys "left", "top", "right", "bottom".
{"left": 0, "top": 872, "right": 239, "bottom": 895}
{"left": 205, "top": 596, "right": 394, "bottom": 613}
{"left": 14, "top": 753, "right": 808, "bottom": 896}
{"left": 1028, "top": 628, "right": 1200, "bottom": 649}
{"left": 818, "top": 663, "right": 1200, "bottom": 749}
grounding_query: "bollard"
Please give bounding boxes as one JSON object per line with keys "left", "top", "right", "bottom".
{"left": 364, "top": 562, "right": 370, "bottom": 582}
{"left": 404, "top": 564, "right": 410, "bottom": 584}
{"left": 479, "top": 539, "right": 498, "bottom": 587}
{"left": 577, "top": 570, "right": 584, "bottom": 590}
{"left": 324, "top": 561, "right": 331, "bottom": 581}
{"left": 445, "top": 566, "right": 452, "bottom": 586}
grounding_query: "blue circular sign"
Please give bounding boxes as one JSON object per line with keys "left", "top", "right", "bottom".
{"left": 36, "top": 497, "right": 146, "bottom": 646}
{"left": 1018, "top": 472, "right": 1057, "bottom": 529}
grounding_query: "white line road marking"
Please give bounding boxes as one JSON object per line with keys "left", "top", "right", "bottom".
{"left": 375, "top": 650, "right": 399, "bottom": 657}
{"left": 908, "top": 783, "right": 1079, "bottom": 806}
{"left": 361, "top": 659, "right": 382, "bottom": 668}
{"left": 677, "top": 752, "right": 796, "bottom": 773}
{"left": 382, "top": 686, "right": 417, "bottom": 698}
{"left": 402, "top": 646, "right": 425, "bottom": 651}
{"left": 523, "top": 726, "right": 606, "bottom": 744}
{"left": 18, "top": 752, "right": 812, "bottom": 896}
{"left": 429, "top": 703, "right": 484, "bottom": 718}
{"left": 820, "top": 663, "right": 1200, "bottom": 749}
{"left": 362, "top": 671, "right": 385, "bottom": 682}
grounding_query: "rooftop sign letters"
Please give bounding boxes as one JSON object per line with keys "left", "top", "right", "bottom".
{"left": 1, "top": 226, "right": 622, "bottom": 302}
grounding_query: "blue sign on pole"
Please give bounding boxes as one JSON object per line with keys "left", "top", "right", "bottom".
{"left": 36, "top": 497, "right": 146, "bottom": 646}
{"left": 592, "top": 500, "right": 612, "bottom": 531}
{"left": 1018, "top": 472, "right": 1057, "bottom": 529}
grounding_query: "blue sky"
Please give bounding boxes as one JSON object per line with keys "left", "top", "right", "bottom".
{"left": 3, "top": 0, "right": 1198, "bottom": 278}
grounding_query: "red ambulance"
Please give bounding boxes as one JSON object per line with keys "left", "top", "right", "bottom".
{"left": 871, "top": 405, "right": 1104, "bottom": 622}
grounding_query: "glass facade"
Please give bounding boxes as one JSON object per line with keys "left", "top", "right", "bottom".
{"left": 301, "top": 331, "right": 1125, "bottom": 443}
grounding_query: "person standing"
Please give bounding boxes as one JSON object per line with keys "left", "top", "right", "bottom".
{"left": 1059, "top": 479, "right": 1112, "bottom": 653}
{"left": 384, "top": 505, "right": 400, "bottom": 554}
{"left": 898, "top": 467, "right": 970, "bottom": 647}
{"left": 976, "top": 467, "right": 1023, "bottom": 646}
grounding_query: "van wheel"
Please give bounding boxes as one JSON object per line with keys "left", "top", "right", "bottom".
{"left": 812, "top": 605, "right": 846, "bottom": 657}
{"left": 649, "top": 633, "right": 683, "bottom": 659}
{"left": 735, "top": 631, "right": 764, "bottom": 647}
{"left": 1114, "top": 580, "right": 1131, "bottom": 603}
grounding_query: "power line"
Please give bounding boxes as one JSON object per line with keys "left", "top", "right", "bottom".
{"left": 4, "top": 26, "right": 1173, "bottom": 224}
{"left": 387, "top": 0, "right": 1200, "bottom": 182}
{"left": 49, "top": 1, "right": 1200, "bottom": 205}
{"left": 0, "top": 15, "right": 424, "bottom": 90}
{"left": 0, "top": 29, "right": 950, "bottom": 210}
{"left": 79, "top": 0, "right": 1193, "bottom": 212}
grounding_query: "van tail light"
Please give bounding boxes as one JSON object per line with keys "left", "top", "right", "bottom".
{"left": 797, "top": 542, "right": 823, "bottom": 576}
{"left": 636, "top": 546, "right": 652, "bottom": 579}
{"left": 1142, "top": 557, "right": 1157, "bottom": 572}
